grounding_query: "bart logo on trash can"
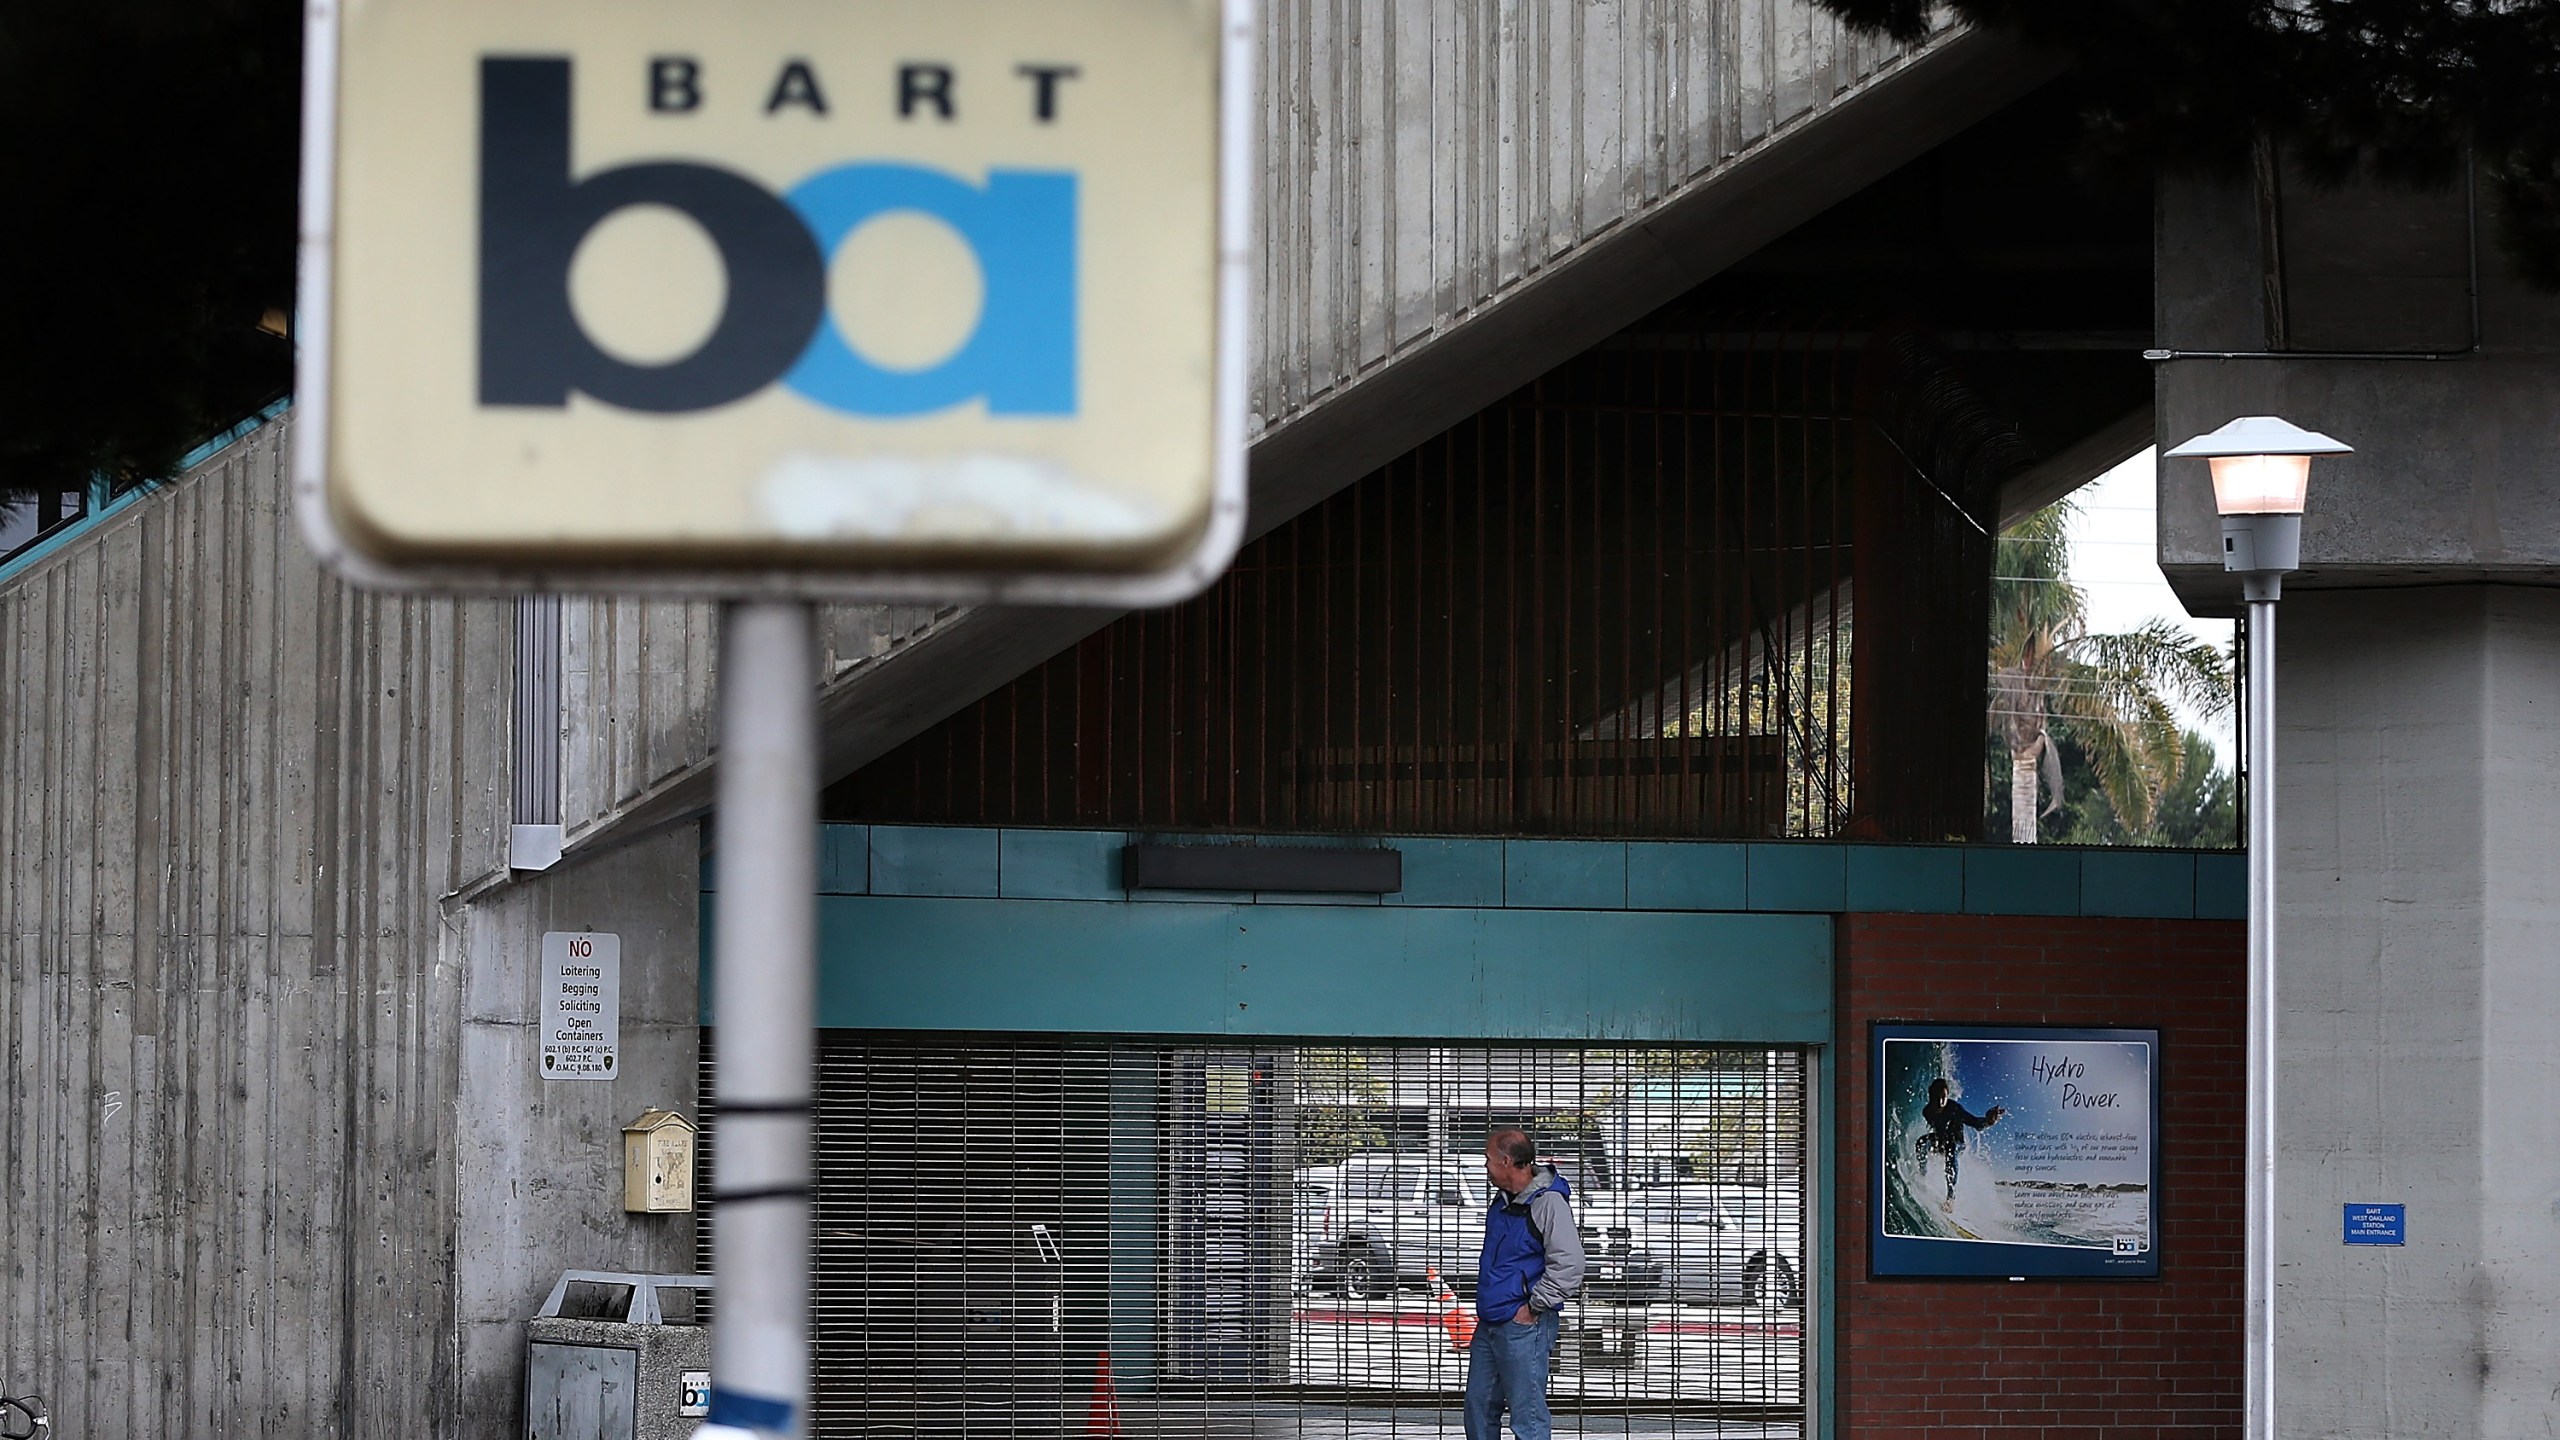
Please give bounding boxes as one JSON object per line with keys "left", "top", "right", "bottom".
{"left": 479, "top": 57, "right": 1077, "bottom": 419}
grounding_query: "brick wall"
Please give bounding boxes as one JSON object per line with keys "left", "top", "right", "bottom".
{"left": 1837, "top": 914, "right": 2245, "bottom": 1438}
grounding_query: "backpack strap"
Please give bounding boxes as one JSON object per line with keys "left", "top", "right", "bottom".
{"left": 1521, "top": 1190, "right": 1574, "bottom": 1313}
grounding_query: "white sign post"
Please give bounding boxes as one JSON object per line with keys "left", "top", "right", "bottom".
{"left": 540, "top": 932, "right": 622, "bottom": 1080}
{"left": 301, "top": 4, "right": 1249, "bottom": 1436}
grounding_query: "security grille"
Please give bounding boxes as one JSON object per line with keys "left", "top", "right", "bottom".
{"left": 829, "top": 335, "right": 1860, "bottom": 843}
{"left": 701, "top": 1036, "right": 1811, "bottom": 1437}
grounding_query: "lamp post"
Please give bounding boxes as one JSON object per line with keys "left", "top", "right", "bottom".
{"left": 2163, "top": 415, "right": 2353, "bottom": 1440}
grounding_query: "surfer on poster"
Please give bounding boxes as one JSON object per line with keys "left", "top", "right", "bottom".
{"left": 1917, "top": 1078, "right": 2005, "bottom": 1203}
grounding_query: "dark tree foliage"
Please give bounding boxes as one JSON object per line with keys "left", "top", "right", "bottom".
{"left": 1, "top": 0, "right": 300, "bottom": 499}
{"left": 1814, "top": 0, "right": 2560, "bottom": 287}
{"left": 1985, "top": 726, "right": 2236, "bottom": 849}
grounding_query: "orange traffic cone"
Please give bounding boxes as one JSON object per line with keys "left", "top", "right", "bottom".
{"left": 1427, "top": 1265, "right": 1477, "bottom": 1352}
{"left": 1085, "top": 1350, "right": 1123, "bottom": 1437}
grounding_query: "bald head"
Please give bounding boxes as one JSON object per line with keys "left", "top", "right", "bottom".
{"left": 1484, "top": 1128, "right": 1536, "bottom": 1194}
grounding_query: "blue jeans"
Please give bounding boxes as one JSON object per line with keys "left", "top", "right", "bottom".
{"left": 1464, "top": 1308, "right": 1560, "bottom": 1440}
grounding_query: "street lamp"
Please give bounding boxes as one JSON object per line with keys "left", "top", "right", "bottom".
{"left": 2163, "top": 414, "right": 2352, "bottom": 1440}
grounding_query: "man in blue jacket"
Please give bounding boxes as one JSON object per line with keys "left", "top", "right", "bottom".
{"left": 1468, "top": 1128, "right": 1586, "bottom": 1440}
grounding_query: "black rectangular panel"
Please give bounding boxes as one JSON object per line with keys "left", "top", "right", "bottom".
{"left": 1123, "top": 844, "right": 1403, "bottom": 894}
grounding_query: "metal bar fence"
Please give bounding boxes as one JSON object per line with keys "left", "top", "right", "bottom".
{"left": 701, "top": 1035, "right": 1813, "bottom": 1438}
{"left": 830, "top": 322, "right": 1868, "bottom": 841}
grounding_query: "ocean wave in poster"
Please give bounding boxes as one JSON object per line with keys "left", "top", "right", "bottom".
{"left": 1880, "top": 1037, "right": 2149, "bottom": 1252}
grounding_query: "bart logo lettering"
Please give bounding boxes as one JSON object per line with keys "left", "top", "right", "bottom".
{"left": 476, "top": 58, "right": 1076, "bottom": 417}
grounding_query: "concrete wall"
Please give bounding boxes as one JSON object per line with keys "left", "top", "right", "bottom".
{"left": 454, "top": 829, "right": 703, "bottom": 1435}
{"left": 2157, "top": 170, "right": 2560, "bottom": 610}
{"left": 549, "top": 592, "right": 955, "bottom": 846}
{"left": 0, "top": 416, "right": 710, "bottom": 1437}
{"left": 2157, "top": 151, "right": 2560, "bottom": 1434}
{"left": 2271, "top": 588, "right": 2560, "bottom": 1437}
{"left": 2473, "top": 592, "right": 2560, "bottom": 1437}
{"left": 0, "top": 416, "right": 506, "bottom": 1437}
{"left": 1251, "top": 0, "right": 1937, "bottom": 444}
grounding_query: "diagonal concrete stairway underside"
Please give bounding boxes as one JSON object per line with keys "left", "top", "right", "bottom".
{"left": 554, "top": 12, "right": 2056, "bottom": 863}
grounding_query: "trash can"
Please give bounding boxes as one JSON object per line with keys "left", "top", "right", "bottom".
{"left": 526, "top": 1271, "right": 713, "bottom": 1440}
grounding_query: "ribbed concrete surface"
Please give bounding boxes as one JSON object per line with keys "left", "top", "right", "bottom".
{"left": 1252, "top": 0, "right": 1913, "bottom": 433}
{"left": 0, "top": 415, "right": 504, "bottom": 1436}
{"left": 548, "top": 591, "right": 952, "bottom": 845}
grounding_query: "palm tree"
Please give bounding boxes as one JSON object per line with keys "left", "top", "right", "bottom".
{"left": 1990, "top": 499, "right": 2233, "bottom": 844}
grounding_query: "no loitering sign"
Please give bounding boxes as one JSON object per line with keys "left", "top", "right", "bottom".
{"left": 540, "top": 932, "right": 621, "bottom": 1080}
{"left": 297, "top": 0, "right": 1250, "bottom": 604}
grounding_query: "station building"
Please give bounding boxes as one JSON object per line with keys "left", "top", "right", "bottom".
{"left": 6, "top": 8, "right": 2551, "bottom": 1439}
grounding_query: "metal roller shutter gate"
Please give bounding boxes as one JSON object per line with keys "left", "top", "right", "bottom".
{"left": 700, "top": 1036, "right": 1810, "bottom": 1437}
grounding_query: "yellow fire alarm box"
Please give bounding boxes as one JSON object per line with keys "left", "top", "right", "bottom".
{"left": 622, "top": 1109, "right": 697, "bottom": 1214}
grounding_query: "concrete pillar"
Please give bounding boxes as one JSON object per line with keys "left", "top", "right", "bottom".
{"left": 2158, "top": 161, "right": 2560, "bottom": 1434}
{"left": 2272, "top": 588, "right": 2560, "bottom": 1434}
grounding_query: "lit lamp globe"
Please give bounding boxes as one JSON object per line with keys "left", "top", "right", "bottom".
{"left": 2163, "top": 416, "right": 2353, "bottom": 592}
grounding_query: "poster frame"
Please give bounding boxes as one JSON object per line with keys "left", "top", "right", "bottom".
{"left": 1869, "top": 1021, "right": 2164, "bottom": 1281}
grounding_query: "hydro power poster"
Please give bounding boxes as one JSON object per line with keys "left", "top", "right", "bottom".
{"left": 1871, "top": 1024, "right": 2161, "bottom": 1279}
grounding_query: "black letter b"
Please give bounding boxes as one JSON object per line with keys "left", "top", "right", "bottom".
{"left": 478, "top": 58, "right": 824, "bottom": 412}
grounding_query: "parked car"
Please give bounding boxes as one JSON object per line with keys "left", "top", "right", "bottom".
{"left": 1302, "top": 1152, "right": 1654, "bottom": 1302}
{"left": 1290, "top": 1166, "right": 1340, "bottom": 1292}
{"left": 1570, "top": 1211, "right": 1660, "bottom": 1306}
{"left": 1592, "top": 1185, "right": 1804, "bottom": 1308}
{"left": 1300, "top": 1153, "right": 1484, "bottom": 1298}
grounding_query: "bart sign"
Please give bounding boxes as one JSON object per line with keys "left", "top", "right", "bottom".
{"left": 298, "top": 0, "right": 1248, "bottom": 603}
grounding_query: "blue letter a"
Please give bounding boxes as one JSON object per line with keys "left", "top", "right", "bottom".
{"left": 781, "top": 165, "right": 1076, "bottom": 416}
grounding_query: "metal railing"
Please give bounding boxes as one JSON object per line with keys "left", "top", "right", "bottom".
{"left": 699, "top": 1035, "right": 1811, "bottom": 1436}
{"left": 836, "top": 321, "right": 1879, "bottom": 840}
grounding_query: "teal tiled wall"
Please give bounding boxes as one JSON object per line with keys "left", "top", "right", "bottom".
{"left": 702, "top": 827, "right": 2241, "bottom": 1029}
{"left": 774, "top": 825, "right": 2244, "bottom": 920}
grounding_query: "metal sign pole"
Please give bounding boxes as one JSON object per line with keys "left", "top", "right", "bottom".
{"left": 2242, "top": 586, "right": 2278, "bottom": 1440}
{"left": 703, "top": 600, "right": 818, "bottom": 1440}
{"left": 2161, "top": 415, "right": 2347, "bottom": 1440}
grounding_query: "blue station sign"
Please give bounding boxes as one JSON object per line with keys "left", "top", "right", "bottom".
{"left": 2343, "top": 1203, "right": 2406, "bottom": 1246}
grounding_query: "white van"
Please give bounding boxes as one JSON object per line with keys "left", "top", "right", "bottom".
{"left": 1301, "top": 1152, "right": 1646, "bottom": 1303}
{"left": 1302, "top": 1153, "right": 1487, "bottom": 1298}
